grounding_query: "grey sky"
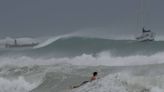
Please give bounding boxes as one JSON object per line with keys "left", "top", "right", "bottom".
{"left": 0, "top": 0, "right": 164, "bottom": 38}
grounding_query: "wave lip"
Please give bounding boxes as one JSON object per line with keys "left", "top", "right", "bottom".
{"left": 32, "top": 36, "right": 164, "bottom": 57}
{"left": 33, "top": 34, "right": 74, "bottom": 49}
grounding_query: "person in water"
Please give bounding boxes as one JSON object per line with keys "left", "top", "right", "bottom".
{"left": 72, "top": 72, "right": 98, "bottom": 88}
{"left": 90, "top": 72, "right": 98, "bottom": 81}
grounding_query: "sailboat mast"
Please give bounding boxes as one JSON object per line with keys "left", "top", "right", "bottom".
{"left": 140, "top": 0, "right": 145, "bottom": 28}
{"left": 136, "top": 0, "right": 155, "bottom": 41}
{"left": 140, "top": 0, "right": 151, "bottom": 29}
{"left": 136, "top": 0, "right": 145, "bottom": 31}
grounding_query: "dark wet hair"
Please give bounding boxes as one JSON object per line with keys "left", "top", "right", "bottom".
{"left": 93, "top": 72, "right": 98, "bottom": 76}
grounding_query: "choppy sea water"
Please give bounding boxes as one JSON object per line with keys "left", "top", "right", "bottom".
{"left": 0, "top": 36, "right": 164, "bottom": 92}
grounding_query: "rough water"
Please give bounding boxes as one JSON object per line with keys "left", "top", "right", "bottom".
{"left": 0, "top": 36, "right": 164, "bottom": 92}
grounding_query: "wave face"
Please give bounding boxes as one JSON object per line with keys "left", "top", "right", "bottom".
{"left": 1, "top": 36, "right": 164, "bottom": 57}
{"left": 31, "top": 37, "right": 164, "bottom": 57}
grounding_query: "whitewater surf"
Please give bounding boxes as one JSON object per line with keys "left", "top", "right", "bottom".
{"left": 0, "top": 36, "right": 164, "bottom": 92}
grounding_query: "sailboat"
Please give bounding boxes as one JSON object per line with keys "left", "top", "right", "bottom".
{"left": 136, "top": 0, "right": 156, "bottom": 41}
{"left": 136, "top": 27, "right": 155, "bottom": 41}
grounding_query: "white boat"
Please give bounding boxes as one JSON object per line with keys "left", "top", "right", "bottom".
{"left": 136, "top": 28, "right": 155, "bottom": 42}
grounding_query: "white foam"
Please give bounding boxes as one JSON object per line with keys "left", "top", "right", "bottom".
{"left": 1, "top": 51, "right": 164, "bottom": 66}
{"left": 71, "top": 73, "right": 128, "bottom": 92}
{"left": 0, "top": 76, "right": 38, "bottom": 92}
{"left": 70, "top": 73, "right": 164, "bottom": 92}
{"left": 33, "top": 34, "right": 76, "bottom": 49}
{"left": 150, "top": 87, "right": 163, "bottom": 92}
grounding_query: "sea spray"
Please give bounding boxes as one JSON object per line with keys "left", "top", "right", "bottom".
{"left": 71, "top": 73, "right": 128, "bottom": 92}
{"left": 0, "top": 76, "right": 38, "bottom": 92}
{"left": 71, "top": 73, "right": 164, "bottom": 92}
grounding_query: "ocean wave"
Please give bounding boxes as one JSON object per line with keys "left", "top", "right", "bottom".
{"left": 1, "top": 36, "right": 164, "bottom": 57}
{"left": 33, "top": 34, "right": 76, "bottom": 49}
{"left": 0, "top": 57, "right": 163, "bottom": 92}
{"left": 31, "top": 72, "right": 164, "bottom": 92}
{"left": 1, "top": 51, "right": 164, "bottom": 67}
{"left": 0, "top": 76, "right": 38, "bottom": 92}
{"left": 71, "top": 73, "right": 164, "bottom": 92}
{"left": 0, "top": 65, "right": 44, "bottom": 76}
{"left": 31, "top": 36, "right": 164, "bottom": 57}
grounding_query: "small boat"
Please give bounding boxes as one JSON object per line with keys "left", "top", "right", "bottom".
{"left": 5, "top": 39, "right": 39, "bottom": 48}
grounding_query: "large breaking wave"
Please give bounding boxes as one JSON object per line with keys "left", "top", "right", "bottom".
{"left": 0, "top": 51, "right": 164, "bottom": 66}
{"left": 31, "top": 36, "right": 164, "bottom": 57}
{"left": 1, "top": 36, "right": 164, "bottom": 57}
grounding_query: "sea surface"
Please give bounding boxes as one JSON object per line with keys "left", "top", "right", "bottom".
{"left": 0, "top": 36, "right": 164, "bottom": 92}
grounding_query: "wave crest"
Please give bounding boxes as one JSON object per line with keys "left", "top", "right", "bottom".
{"left": 71, "top": 73, "right": 164, "bottom": 92}
{"left": 1, "top": 51, "right": 164, "bottom": 66}
{"left": 0, "top": 77, "right": 37, "bottom": 92}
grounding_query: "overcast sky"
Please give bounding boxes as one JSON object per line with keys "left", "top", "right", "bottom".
{"left": 0, "top": 0, "right": 164, "bottom": 38}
